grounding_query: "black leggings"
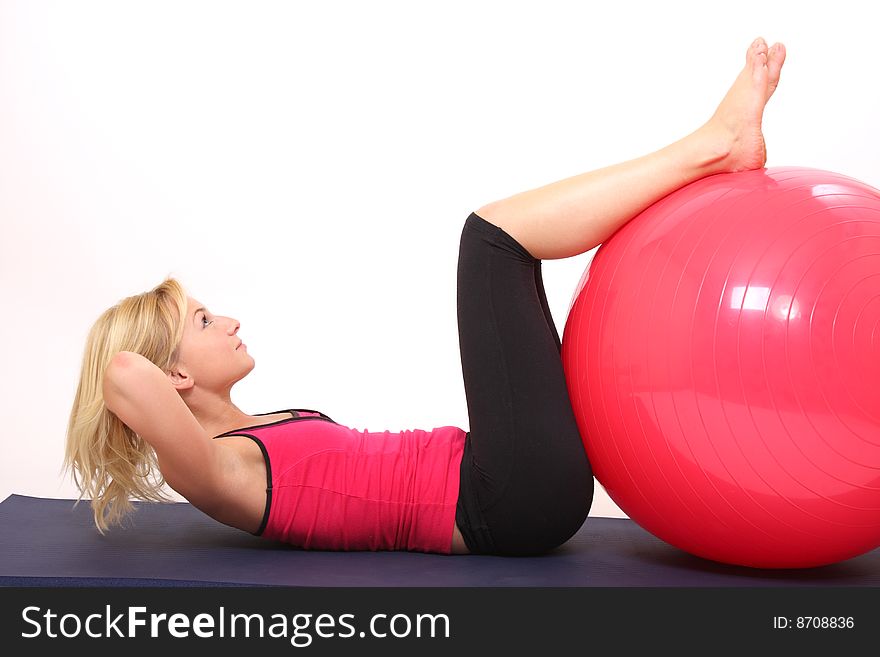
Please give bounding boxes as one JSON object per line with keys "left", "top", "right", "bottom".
{"left": 454, "top": 211, "right": 594, "bottom": 556}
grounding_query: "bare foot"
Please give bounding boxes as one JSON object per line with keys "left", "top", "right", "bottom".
{"left": 699, "top": 37, "right": 786, "bottom": 173}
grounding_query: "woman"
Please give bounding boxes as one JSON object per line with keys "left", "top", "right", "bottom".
{"left": 65, "top": 38, "right": 786, "bottom": 556}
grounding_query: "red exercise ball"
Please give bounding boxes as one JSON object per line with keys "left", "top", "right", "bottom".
{"left": 561, "top": 167, "right": 880, "bottom": 569}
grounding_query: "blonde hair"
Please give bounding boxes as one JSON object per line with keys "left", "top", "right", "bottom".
{"left": 64, "top": 276, "right": 190, "bottom": 533}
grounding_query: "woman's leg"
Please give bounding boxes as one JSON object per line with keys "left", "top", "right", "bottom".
{"left": 477, "top": 38, "right": 785, "bottom": 261}
{"left": 454, "top": 38, "right": 786, "bottom": 556}
{"left": 455, "top": 210, "right": 594, "bottom": 556}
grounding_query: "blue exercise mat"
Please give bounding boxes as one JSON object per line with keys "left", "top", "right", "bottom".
{"left": 0, "top": 494, "right": 877, "bottom": 586}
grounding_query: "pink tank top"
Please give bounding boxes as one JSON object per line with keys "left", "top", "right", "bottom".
{"left": 214, "top": 409, "right": 466, "bottom": 554}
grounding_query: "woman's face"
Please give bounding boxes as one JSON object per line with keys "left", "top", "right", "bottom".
{"left": 168, "top": 296, "right": 254, "bottom": 392}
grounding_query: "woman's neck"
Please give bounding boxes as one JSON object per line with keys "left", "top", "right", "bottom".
{"left": 192, "top": 404, "right": 256, "bottom": 438}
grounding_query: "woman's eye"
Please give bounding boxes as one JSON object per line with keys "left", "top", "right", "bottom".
{"left": 202, "top": 315, "right": 213, "bottom": 328}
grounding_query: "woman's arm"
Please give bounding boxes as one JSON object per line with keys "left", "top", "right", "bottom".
{"left": 102, "top": 351, "right": 223, "bottom": 504}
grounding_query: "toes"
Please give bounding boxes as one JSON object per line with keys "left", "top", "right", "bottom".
{"left": 747, "top": 36, "right": 768, "bottom": 64}
{"left": 766, "top": 42, "right": 786, "bottom": 96}
{"left": 752, "top": 49, "right": 769, "bottom": 86}
{"left": 754, "top": 37, "right": 768, "bottom": 58}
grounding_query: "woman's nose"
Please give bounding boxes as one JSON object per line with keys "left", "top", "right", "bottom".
{"left": 227, "top": 319, "right": 240, "bottom": 335}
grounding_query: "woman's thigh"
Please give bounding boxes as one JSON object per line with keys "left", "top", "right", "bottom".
{"left": 455, "top": 211, "right": 594, "bottom": 556}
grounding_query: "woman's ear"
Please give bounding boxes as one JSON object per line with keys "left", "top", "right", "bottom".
{"left": 167, "top": 365, "right": 194, "bottom": 391}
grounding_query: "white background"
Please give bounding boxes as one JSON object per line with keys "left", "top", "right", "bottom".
{"left": 1, "top": 0, "right": 878, "bottom": 517}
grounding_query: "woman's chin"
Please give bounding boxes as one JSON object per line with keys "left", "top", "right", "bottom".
{"left": 235, "top": 359, "right": 256, "bottom": 382}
